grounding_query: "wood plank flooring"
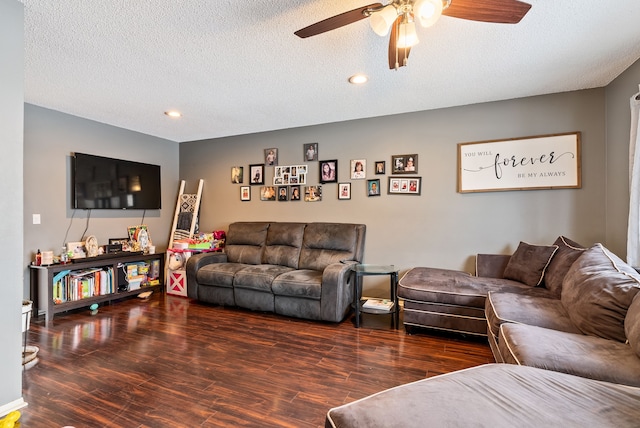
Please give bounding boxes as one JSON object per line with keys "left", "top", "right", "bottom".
{"left": 21, "top": 293, "right": 493, "bottom": 427}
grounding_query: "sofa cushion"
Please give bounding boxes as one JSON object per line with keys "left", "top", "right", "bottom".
{"left": 326, "top": 364, "right": 640, "bottom": 428}
{"left": 196, "top": 262, "right": 248, "bottom": 287}
{"left": 263, "top": 222, "right": 305, "bottom": 269}
{"left": 503, "top": 241, "right": 558, "bottom": 287}
{"left": 271, "top": 269, "right": 323, "bottom": 299}
{"left": 233, "top": 264, "right": 294, "bottom": 292}
{"left": 543, "top": 236, "right": 585, "bottom": 298}
{"left": 561, "top": 243, "right": 640, "bottom": 342}
{"left": 224, "top": 222, "right": 270, "bottom": 264}
{"left": 398, "top": 267, "right": 553, "bottom": 310}
{"left": 299, "top": 223, "right": 363, "bottom": 271}
{"left": 499, "top": 323, "right": 640, "bottom": 387}
{"left": 485, "top": 292, "right": 580, "bottom": 339}
{"left": 625, "top": 293, "right": 640, "bottom": 358}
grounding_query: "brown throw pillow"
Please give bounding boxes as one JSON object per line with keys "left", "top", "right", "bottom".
{"left": 561, "top": 244, "right": 640, "bottom": 342}
{"left": 544, "top": 236, "right": 585, "bottom": 298}
{"left": 503, "top": 241, "right": 558, "bottom": 287}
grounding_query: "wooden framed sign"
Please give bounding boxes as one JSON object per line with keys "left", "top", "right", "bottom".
{"left": 457, "top": 132, "right": 581, "bottom": 193}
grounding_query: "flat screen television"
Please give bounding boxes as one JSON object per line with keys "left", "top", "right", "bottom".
{"left": 72, "top": 152, "right": 161, "bottom": 210}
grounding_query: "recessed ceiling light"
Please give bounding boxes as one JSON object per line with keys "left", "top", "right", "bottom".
{"left": 348, "top": 74, "right": 368, "bottom": 85}
{"left": 164, "top": 110, "right": 182, "bottom": 118}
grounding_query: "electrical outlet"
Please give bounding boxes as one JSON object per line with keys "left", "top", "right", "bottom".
{"left": 32, "top": 214, "right": 41, "bottom": 225}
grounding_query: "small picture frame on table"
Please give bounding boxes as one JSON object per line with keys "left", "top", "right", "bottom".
{"left": 240, "top": 186, "right": 251, "bottom": 201}
{"left": 108, "top": 238, "right": 130, "bottom": 252}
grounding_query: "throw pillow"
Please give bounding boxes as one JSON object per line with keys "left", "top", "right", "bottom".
{"left": 625, "top": 293, "right": 640, "bottom": 358}
{"left": 543, "top": 236, "right": 585, "bottom": 298}
{"left": 503, "top": 241, "right": 558, "bottom": 287}
{"left": 561, "top": 244, "right": 640, "bottom": 342}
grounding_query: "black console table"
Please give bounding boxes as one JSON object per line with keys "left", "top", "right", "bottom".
{"left": 29, "top": 252, "right": 164, "bottom": 324}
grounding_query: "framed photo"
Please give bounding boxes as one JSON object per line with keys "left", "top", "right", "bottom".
{"left": 67, "top": 241, "right": 86, "bottom": 259}
{"left": 338, "top": 183, "right": 351, "bottom": 200}
{"left": 290, "top": 185, "right": 302, "bottom": 201}
{"left": 457, "top": 132, "right": 581, "bottom": 193}
{"left": 127, "top": 224, "right": 151, "bottom": 252}
{"left": 274, "top": 164, "right": 308, "bottom": 185}
{"left": 304, "top": 185, "right": 322, "bottom": 202}
{"left": 319, "top": 159, "right": 338, "bottom": 183}
{"left": 260, "top": 186, "right": 276, "bottom": 201}
{"left": 375, "top": 161, "right": 385, "bottom": 175}
{"left": 277, "top": 186, "right": 289, "bottom": 201}
{"left": 391, "top": 154, "right": 418, "bottom": 174}
{"left": 264, "top": 148, "right": 278, "bottom": 166}
{"left": 231, "top": 166, "right": 243, "bottom": 184}
{"left": 303, "top": 143, "right": 318, "bottom": 161}
{"left": 250, "top": 164, "right": 265, "bottom": 185}
{"left": 367, "top": 179, "right": 381, "bottom": 196}
{"left": 350, "top": 159, "right": 366, "bottom": 179}
{"left": 240, "top": 186, "right": 251, "bottom": 201}
{"left": 108, "top": 238, "right": 130, "bottom": 252}
{"left": 388, "top": 177, "right": 421, "bottom": 195}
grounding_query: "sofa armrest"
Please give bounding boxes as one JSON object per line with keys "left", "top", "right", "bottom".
{"left": 476, "top": 254, "right": 511, "bottom": 278}
{"left": 320, "top": 261, "right": 357, "bottom": 322}
{"left": 185, "top": 252, "right": 228, "bottom": 299}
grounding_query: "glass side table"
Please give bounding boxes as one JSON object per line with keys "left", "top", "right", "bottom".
{"left": 351, "top": 264, "right": 399, "bottom": 329}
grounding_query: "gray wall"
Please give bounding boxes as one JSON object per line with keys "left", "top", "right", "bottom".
{"left": 1, "top": 0, "right": 25, "bottom": 415}
{"left": 23, "top": 104, "right": 180, "bottom": 297}
{"left": 179, "top": 89, "right": 607, "bottom": 283}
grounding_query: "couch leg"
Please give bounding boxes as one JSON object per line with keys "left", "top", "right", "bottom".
{"left": 404, "top": 324, "right": 415, "bottom": 335}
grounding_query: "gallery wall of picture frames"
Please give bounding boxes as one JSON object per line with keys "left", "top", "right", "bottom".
{"left": 231, "top": 143, "right": 422, "bottom": 201}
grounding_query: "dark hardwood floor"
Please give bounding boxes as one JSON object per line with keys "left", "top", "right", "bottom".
{"left": 21, "top": 293, "right": 493, "bottom": 427}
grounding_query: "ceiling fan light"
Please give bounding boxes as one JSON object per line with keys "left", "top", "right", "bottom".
{"left": 370, "top": 4, "right": 397, "bottom": 37}
{"left": 397, "top": 21, "right": 419, "bottom": 48}
{"left": 414, "top": 0, "right": 443, "bottom": 28}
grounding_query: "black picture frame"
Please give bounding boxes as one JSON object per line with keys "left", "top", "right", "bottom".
{"left": 277, "top": 186, "right": 289, "bottom": 201}
{"left": 231, "top": 166, "right": 243, "bottom": 184}
{"left": 264, "top": 148, "right": 278, "bottom": 166}
{"left": 338, "top": 183, "right": 351, "bottom": 200}
{"left": 290, "top": 185, "right": 302, "bottom": 201}
{"left": 388, "top": 177, "right": 421, "bottom": 195}
{"left": 240, "top": 186, "right": 251, "bottom": 201}
{"left": 367, "top": 179, "right": 381, "bottom": 196}
{"left": 391, "top": 154, "right": 418, "bottom": 174}
{"left": 319, "top": 159, "right": 338, "bottom": 183}
{"left": 249, "top": 163, "right": 265, "bottom": 185}
{"left": 303, "top": 143, "right": 318, "bottom": 161}
{"left": 375, "top": 161, "right": 385, "bottom": 175}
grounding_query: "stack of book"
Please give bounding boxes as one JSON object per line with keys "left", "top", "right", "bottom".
{"left": 362, "top": 299, "right": 394, "bottom": 311}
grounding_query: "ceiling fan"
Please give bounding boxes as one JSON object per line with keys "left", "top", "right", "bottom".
{"left": 294, "top": 0, "right": 532, "bottom": 70}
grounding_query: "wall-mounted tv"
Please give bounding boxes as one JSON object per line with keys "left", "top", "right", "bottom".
{"left": 72, "top": 152, "right": 161, "bottom": 210}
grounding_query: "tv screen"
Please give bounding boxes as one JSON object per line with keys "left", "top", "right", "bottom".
{"left": 72, "top": 152, "right": 161, "bottom": 210}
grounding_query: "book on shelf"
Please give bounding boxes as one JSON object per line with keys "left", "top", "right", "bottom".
{"left": 362, "top": 298, "right": 393, "bottom": 310}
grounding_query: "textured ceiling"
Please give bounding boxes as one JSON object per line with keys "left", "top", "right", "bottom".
{"left": 22, "top": 0, "right": 640, "bottom": 143}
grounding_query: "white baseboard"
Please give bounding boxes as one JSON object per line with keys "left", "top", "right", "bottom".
{"left": 0, "top": 397, "right": 27, "bottom": 418}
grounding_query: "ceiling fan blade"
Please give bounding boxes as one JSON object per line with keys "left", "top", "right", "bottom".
{"left": 388, "top": 16, "right": 411, "bottom": 70}
{"left": 294, "top": 3, "right": 383, "bottom": 38}
{"left": 443, "top": 0, "right": 531, "bottom": 24}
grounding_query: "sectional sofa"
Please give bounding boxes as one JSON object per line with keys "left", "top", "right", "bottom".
{"left": 186, "top": 221, "right": 366, "bottom": 322}
{"left": 327, "top": 237, "right": 640, "bottom": 426}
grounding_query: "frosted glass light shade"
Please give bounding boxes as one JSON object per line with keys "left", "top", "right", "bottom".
{"left": 414, "top": 0, "right": 443, "bottom": 28}
{"left": 397, "top": 21, "right": 419, "bottom": 48}
{"left": 370, "top": 4, "right": 398, "bottom": 36}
